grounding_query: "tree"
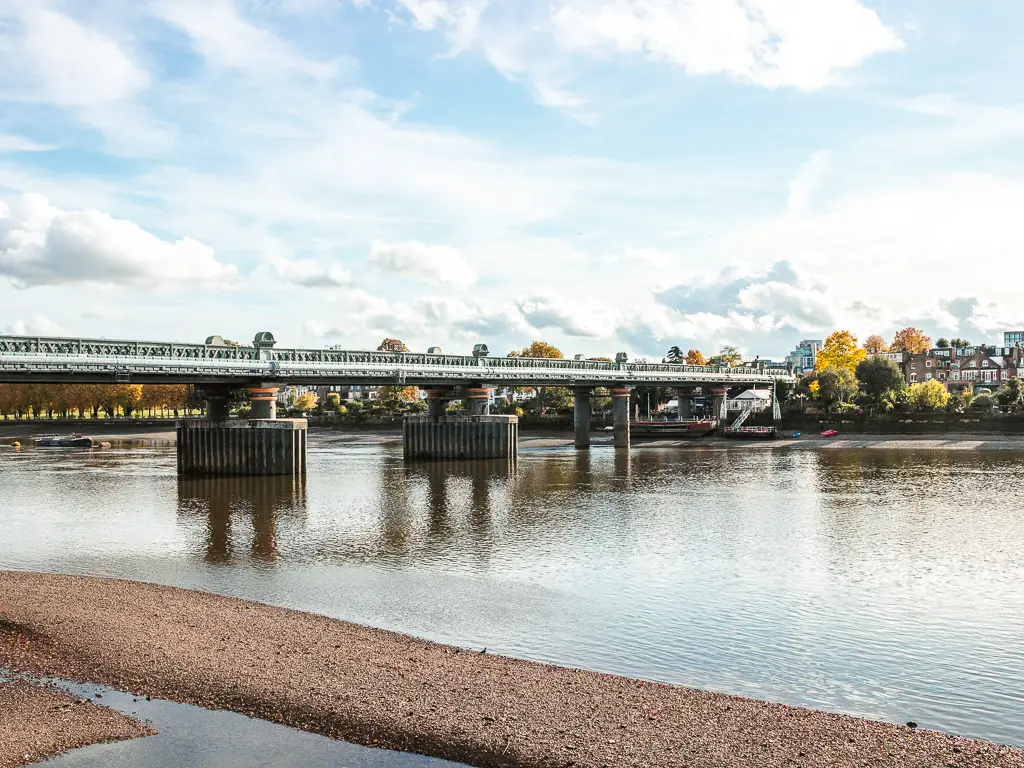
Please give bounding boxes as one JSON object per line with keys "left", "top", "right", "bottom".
{"left": 708, "top": 346, "right": 742, "bottom": 367}
{"left": 113, "top": 384, "right": 143, "bottom": 418}
{"left": 855, "top": 356, "right": 905, "bottom": 406}
{"left": 377, "top": 338, "right": 408, "bottom": 353}
{"left": 377, "top": 385, "right": 420, "bottom": 412}
{"left": 817, "top": 366, "right": 858, "bottom": 406}
{"left": 890, "top": 327, "right": 932, "bottom": 355}
{"left": 950, "top": 338, "right": 971, "bottom": 349}
{"left": 997, "top": 378, "right": 1024, "bottom": 407}
{"left": 908, "top": 380, "right": 950, "bottom": 410}
{"left": 863, "top": 335, "right": 889, "bottom": 354}
{"left": 816, "top": 330, "right": 867, "bottom": 376}
{"left": 666, "top": 346, "right": 683, "bottom": 363}
{"left": 685, "top": 349, "right": 707, "bottom": 366}
{"left": 517, "top": 341, "right": 563, "bottom": 359}
{"left": 293, "top": 391, "right": 319, "bottom": 413}
{"left": 936, "top": 338, "right": 950, "bottom": 349}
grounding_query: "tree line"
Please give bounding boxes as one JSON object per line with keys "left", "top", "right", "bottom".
{"left": 800, "top": 328, "right": 1022, "bottom": 413}
{"left": 0, "top": 384, "right": 190, "bottom": 420}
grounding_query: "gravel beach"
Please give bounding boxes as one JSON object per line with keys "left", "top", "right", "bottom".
{"left": 2, "top": 572, "right": 1022, "bottom": 768}
{"left": 0, "top": 675, "right": 155, "bottom": 768}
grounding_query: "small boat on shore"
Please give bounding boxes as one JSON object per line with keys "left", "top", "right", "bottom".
{"left": 33, "top": 434, "right": 96, "bottom": 448}
{"left": 820, "top": 429, "right": 839, "bottom": 438}
{"left": 723, "top": 426, "right": 777, "bottom": 439}
{"left": 631, "top": 419, "right": 716, "bottom": 438}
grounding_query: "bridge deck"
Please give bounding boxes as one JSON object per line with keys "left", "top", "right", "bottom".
{"left": 0, "top": 335, "right": 796, "bottom": 387}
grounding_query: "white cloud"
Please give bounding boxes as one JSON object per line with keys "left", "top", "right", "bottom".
{"left": 153, "top": 0, "right": 345, "bottom": 78}
{"left": 0, "top": 135, "right": 53, "bottom": 153}
{"left": 390, "top": 0, "right": 903, "bottom": 114}
{"left": 787, "top": 150, "right": 834, "bottom": 214}
{"left": 367, "top": 239, "right": 476, "bottom": 287}
{"left": 5, "top": 315, "right": 64, "bottom": 336}
{"left": 0, "top": 193, "right": 238, "bottom": 289}
{"left": 0, "top": 5, "right": 149, "bottom": 106}
{"left": 271, "top": 257, "right": 352, "bottom": 287}
{"left": 518, "top": 295, "right": 617, "bottom": 338}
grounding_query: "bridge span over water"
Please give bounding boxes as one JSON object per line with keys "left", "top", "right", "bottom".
{"left": 0, "top": 332, "right": 794, "bottom": 389}
{"left": 0, "top": 332, "right": 796, "bottom": 470}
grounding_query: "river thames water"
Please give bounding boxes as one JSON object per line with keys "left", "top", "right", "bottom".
{"left": 3, "top": 438, "right": 1024, "bottom": 749}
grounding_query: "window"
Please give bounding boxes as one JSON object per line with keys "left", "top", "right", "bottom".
{"left": 971, "top": 361, "right": 977, "bottom": 368}
{"left": 910, "top": 373, "right": 917, "bottom": 382}
{"left": 926, "top": 373, "right": 932, "bottom": 380}
{"left": 926, "top": 360, "right": 933, "bottom": 367}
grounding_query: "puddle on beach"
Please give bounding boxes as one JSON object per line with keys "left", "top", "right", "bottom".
{"left": 28, "top": 678, "right": 467, "bottom": 768}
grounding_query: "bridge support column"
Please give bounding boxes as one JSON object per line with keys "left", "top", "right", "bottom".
{"left": 423, "top": 387, "right": 448, "bottom": 418}
{"left": 612, "top": 386, "right": 632, "bottom": 449}
{"left": 574, "top": 387, "right": 592, "bottom": 450}
{"left": 248, "top": 387, "right": 279, "bottom": 420}
{"left": 204, "top": 386, "right": 232, "bottom": 421}
{"left": 467, "top": 387, "right": 493, "bottom": 416}
{"left": 712, "top": 387, "right": 729, "bottom": 432}
{"left": 403, "top": 415, "right": 518, "bottom": 461}
{"left": 676, "top": 388, "right": 692, "bottom": 421}
{"left": 178, "top": 419, "right": 307, "bottom": 477}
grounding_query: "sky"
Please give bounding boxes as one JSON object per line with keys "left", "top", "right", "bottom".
{"left": 2, "top": 0, "right": 1024, "bottom": 359}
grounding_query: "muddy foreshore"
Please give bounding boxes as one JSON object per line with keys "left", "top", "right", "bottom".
{"left": 1, "top": 572, "right": 1021, "bottom": 768}
{"left": 4, "top": 421, "right": 1024, "bottom": 452}
{"left": 0, "top": 673, "right": 154, "bottom": 768}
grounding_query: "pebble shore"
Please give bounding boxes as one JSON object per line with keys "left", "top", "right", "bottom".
{"left": 0, "top": 676, "right": 154, "bottom": 768}
{"left": 2, "top": 572, "right": 1022, "bottom": 768}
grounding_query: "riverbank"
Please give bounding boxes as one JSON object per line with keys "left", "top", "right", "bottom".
{"left": 0, "top": 674, "right": 154, "bottom": 768}
{"left": 6, "top": 422, "right": 1024, "bottom": 452}
{"left": 2, "top": 573, "right": 1021, "bottom": 768}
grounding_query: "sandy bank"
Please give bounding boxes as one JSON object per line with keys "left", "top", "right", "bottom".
{"left": 2, "top": 573, "right": 1021, "bottom": 768}
{"left": 0, "top": 674, "right": 154, "bottom": 768}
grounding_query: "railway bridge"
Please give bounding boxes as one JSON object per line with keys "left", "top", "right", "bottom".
{"left": 1, "top": 332, "right": 796, "bottom": 472}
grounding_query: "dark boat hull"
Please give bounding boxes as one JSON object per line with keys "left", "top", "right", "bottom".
{"left": 33, "top": 437, "right": 95, "bottom": 448}
{"left": 631, "top": 420, "right": 716, "bottom": 438}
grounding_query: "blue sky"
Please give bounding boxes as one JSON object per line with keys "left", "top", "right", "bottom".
{"left": 1, "top": 0, "right": 1023, "bottom": 358}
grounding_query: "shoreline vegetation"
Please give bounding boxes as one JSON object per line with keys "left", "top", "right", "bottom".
{"left": 0, "top": 673, "right": 154, "bottom": 768}
{"left": 4, "top": 422, "right": 1024, "bottom": 452}
{"left": 2, "top": 573, "right": 1022, "bottom": 768}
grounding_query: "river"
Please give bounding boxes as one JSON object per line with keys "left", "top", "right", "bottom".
{"left": 2, "top": 438, "right": 1023, "bottom": 747}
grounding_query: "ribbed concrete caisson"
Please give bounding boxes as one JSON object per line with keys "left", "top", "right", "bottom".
{"left": 403, "top": 414, "right": 518, "bottom": 461}
{"left": 177, "top": 419, "right": 307, "bottom": 476}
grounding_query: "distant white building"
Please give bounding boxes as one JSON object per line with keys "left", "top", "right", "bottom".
{"left": 727, "top": 389, "right": 773, "bottom": 412}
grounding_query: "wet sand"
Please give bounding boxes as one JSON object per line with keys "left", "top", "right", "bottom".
{"left": 0, "top": 675, "right": 154, "bottom": 768}
{"left": 2, "top": 572, "right": 1021, "bottom": 768}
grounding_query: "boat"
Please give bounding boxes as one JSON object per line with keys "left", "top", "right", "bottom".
{"left": 33, "top": 434, "right": 96, "bottom": 448}
{"left": 723, "top": 426, "right": 777, "bottom": 439}
{"left": 630, "top": 419, "right": 717, "bottom": 438}
{"left": 820, "top": 429, "right": 839, "bottom": 438}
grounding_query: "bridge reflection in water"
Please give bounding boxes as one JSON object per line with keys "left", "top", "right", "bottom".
{"left": 177, "top": 475, "right": 307, "bottom": 565}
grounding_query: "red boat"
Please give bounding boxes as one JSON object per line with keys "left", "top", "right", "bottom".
{"left": 820, "top": 429, "right": 839, "bottom": 438}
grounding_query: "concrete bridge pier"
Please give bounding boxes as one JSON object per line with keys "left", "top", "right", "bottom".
{"left": 467, "top": 386, "right": 494, "bottom": 416}
{"left": 612, "top": 386, "right": 632, "bottom": 449}
{"left": 676, "top": 388, "right": 692, "bottom": 421}
{"left": 574, "top": 387, "right": 592, "bottom": 449}
{"left": 423, "top": 387, "right": 451, "bottom": 417}
{"left": 711, "top": 386, "right": 729, "bottom": 432}
{"left": 248, "top": 387, "right": 279, "bottom": 420}
{"left": 202, "top": 386, "right": 232, "bottom": 421}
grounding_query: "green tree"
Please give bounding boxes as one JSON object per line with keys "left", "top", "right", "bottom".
{"left": 936, "top": 338, "right": 950, "bottom": 349}
{"left": 855, "top": 356, "right": 906, "bottom": 406}
{"left": 950, "top": 338, "right": 971, "bottom": 349}
{"left": 908, "top": 380, "right": 950, "bottom": 410}
{"left": 997, "top": 378, "right": 1024, "bottom": 407}
{"left": 816, "top": 366, "right": 858, "bottom": 406}
{"left": 325, "top": 392, "right": 341, "bottom": 412}
{"left": 377, "top": 385, "right": 420, "bottom": 412}
{"left": 708, "top": 346, "right": 742, "bottom": 367}
{"left": 666, "top": 345, "right": 683, "bottom": 363}
{"left": 816, "top": 330, "right": 867, "bottom": 376}
{"left": 971, "top": 392, "right": 995, "bottom": 410}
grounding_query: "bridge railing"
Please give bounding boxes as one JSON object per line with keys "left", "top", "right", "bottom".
{"left": 0, "top": 335, "right": 796, "bottom": 381}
